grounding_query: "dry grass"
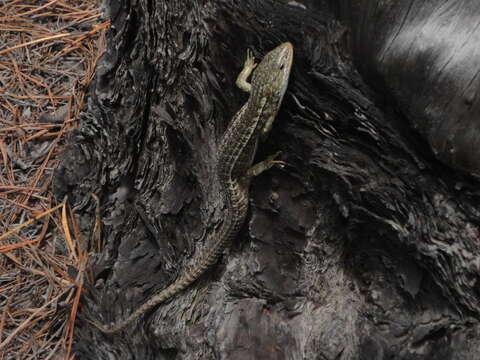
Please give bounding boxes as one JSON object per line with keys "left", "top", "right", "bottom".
{"left": 0, "top": 0, "right": 108, "bottom": 358}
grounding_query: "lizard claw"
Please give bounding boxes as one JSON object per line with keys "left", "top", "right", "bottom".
{"left": 245, "top": 49, "right": 257, "bottom": 70}
{"left": 269, "top": 151, "right": 287, "bottom": 168}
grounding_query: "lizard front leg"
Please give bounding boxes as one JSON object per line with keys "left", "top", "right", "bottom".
{"left": 243, "top": 151, "right": 285, "bottom": 179}
{"left": 235, "top": 49, "right": 257, "bottom": 93}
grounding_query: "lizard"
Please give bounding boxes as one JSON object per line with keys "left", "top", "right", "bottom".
{"left": 92, "top": 41, "right": 294, "bottom": 333}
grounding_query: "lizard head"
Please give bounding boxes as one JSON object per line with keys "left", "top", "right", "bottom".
{"left": 252, "top": 42, "right": 293, "bottom": 99}
{"left": 251, "top": 42, "right": 293, "bottom": 138}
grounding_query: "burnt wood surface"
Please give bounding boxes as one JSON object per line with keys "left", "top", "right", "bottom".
{"left": 54, "top": 0, "right": 480, "bottom": 358}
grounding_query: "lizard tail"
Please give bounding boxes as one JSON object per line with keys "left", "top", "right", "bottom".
{"left": 93, "top": 195, "right": 248, "bottom": 334}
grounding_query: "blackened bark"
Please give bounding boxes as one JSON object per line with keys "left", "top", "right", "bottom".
{"left": 54, "top": 0, "right": 480, "bottom": 359}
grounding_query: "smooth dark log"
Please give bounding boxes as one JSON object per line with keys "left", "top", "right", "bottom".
{"left": 334, "top": 0, "right": 480, "bottom": 176}
{"left": 54, "top": 0, "right": 480, "bottom": 358}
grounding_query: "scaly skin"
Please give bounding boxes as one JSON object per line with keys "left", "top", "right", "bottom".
{"left": 92, "top": 42, "right": 293, "bottom": 333}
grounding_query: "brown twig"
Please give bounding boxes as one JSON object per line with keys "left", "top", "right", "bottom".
{"left": 0, "top": 0, "right": 106, "bottom": 357}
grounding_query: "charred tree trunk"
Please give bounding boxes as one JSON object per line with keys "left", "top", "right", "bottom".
{"left": 54, "top": 0, "right": 480, "bottom": 358}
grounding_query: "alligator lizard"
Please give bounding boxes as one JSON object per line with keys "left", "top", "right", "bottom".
{"left": 92, "top": 42, "right": 293, "bottom": 333}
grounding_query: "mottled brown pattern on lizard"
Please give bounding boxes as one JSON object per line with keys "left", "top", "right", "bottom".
{"left": 92, "top": 42, "right": 293, "bottom": 333}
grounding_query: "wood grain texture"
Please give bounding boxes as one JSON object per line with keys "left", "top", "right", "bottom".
{"left": 54, "top": 0, "right": 480, "bottom": 358}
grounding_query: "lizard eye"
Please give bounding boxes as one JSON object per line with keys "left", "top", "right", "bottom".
{"left": 280, "top": 64, "right": 285, "bottom": 70}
